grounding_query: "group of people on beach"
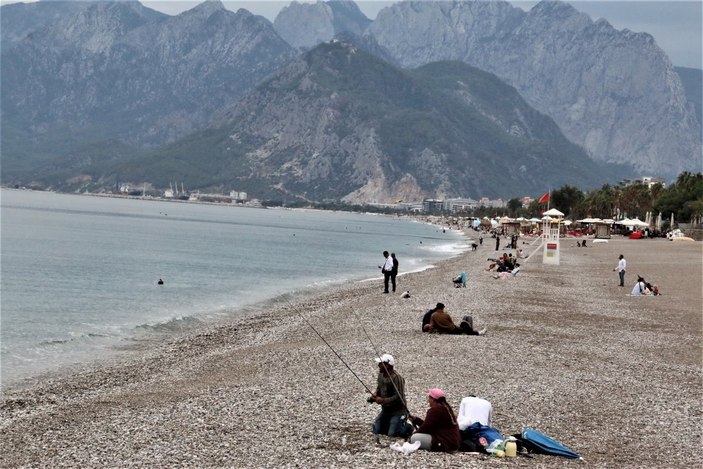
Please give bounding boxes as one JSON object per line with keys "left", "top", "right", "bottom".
{"left": 422, "top": 303, "right": 486, "bottom": 336}
{"left": 369, "top": 353, "right": 494, "bottom": 454}
{"left": 614, "top": 254, "right": 660, "bottom": 296}
{"left": 365, "top": 300, "right": 489, "bottom": 455}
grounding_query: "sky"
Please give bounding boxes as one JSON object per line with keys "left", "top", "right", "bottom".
{"left": 3, "top": 1, "right": 701, "bottom": 68}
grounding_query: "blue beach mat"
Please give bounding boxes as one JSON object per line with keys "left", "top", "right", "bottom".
{"left": 520, "top": 428, "right": 581, "bottom": 459}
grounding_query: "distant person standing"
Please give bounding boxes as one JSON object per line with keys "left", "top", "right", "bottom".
{"left": 495, "top": 235, "right": 500, "bottom": 251}
{"left": 390, "top": 253, "right": 399, "bottom": 293}
{"left": 614, "top": 254, "right": 627, "bottom": 287}
{"left": 379, "top": 251, "right": 394, "bottom": 294}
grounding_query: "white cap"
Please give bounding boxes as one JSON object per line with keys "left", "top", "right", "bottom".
{"left": 375, "top": 353, "right": 395, "bottom": 366}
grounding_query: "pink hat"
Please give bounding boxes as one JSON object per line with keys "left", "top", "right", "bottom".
{"left": 427, "top": 388, "right": 445, "bottom": 399}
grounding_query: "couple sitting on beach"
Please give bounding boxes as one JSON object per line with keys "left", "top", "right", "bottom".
{"left": 422, "top": 303, "right": 486, "bottom": 335}
{"left": 631, "top": 276, "right": 660, "bottom": 296}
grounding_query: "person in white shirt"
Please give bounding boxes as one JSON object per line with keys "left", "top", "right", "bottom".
{"left": 457, "top": 395, "right": 493, "bottom": 431}
{"left": 614, "top": 254, "right": 627, "bottom": 287}
{"left": 379, "top": 251, "right": 394, "bottom": 294}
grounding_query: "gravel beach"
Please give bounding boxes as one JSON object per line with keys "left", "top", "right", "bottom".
{"left": 1, "top": 235, "right": 701, "bottom": 468}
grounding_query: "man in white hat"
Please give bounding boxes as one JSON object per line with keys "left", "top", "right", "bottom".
{"left": 369, "top": 353, "right": 412, "bottom": 441}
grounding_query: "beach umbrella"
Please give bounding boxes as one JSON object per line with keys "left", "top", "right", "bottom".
{"left": 627, "top": 218, "right": 649, "bottom": 228}
{"left": 656, "top": 213, "right": 662, "bottom": 230}
{"left": 670, "top": 212, "right": 675, "bottom": 228}
{"left": 543, "top": 208, "right": 565, "bottom": 217}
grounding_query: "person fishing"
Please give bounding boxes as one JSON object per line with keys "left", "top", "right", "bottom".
{"left": 369, "top": 353, "right": 413, "bottom": 441}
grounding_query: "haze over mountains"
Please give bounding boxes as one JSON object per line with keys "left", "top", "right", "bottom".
{"left": 1, "top": 0, "right": 700, "bottom": 203}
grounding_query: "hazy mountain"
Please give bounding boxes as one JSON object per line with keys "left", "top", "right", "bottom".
{"left": 273, "top": 0, "right": 371, "bottom": 51}
{"left": 365, "top": 0, "right": 701, "bottom": 179}
{"left": 1, "top": 0, "right": 296, "bottom": 181}
{"left": 0, "top": 0, "right": 92, "bottom": 47}
{"left": 3, "top": 0, "right": 697, "bottom": 200}
{"left": 98, "top": 41, "right": 618, "bottom": 202}
{"left": 676, "top": 66, "right": 703, "bottom": 127}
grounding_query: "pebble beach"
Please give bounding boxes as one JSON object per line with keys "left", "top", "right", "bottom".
{"left": 1, "top": 235, "right": 701, "bottom": 468}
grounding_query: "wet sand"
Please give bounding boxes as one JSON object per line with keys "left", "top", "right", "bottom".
{"left": 1, "top": 235, "right": 701, "bottom": 468}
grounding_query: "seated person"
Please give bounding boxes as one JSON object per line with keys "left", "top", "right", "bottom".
{"left": 421, "top": 307, "right": 436, "bottom": 332}
{"left": 408, "top": 389, "right": 461, "bottom": 453}
{"left": 492, "top": 263, "right": 520, "bottom": 280}
{"left": 457, "top": 395, "right": 493, "bottom": 430}
{"left": 423, "top": 303, "right": 486, "bottom": 335}
{"left": 581, "top": 239, "right": 587, "bottom": 247}
{"left": 631, "top": 276, "right": 651, "bottom": 296}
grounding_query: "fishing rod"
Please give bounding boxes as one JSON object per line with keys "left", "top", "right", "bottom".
{"left": 350, "top": 309, "right": 415, "bottom": 420}
{"left": 293, "top": 304, "right": 373, "bottom": 395}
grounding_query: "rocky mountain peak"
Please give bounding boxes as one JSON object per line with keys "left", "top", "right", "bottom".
{"left": 274, "top": 0, "right": 370, "bottom": 51}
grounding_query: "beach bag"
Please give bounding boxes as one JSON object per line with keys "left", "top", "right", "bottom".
{"left": 514, "top": 428, "right": 581, "bottom": 459}
{"left": 460, "top": 422, "right": 504, "bottom": 453}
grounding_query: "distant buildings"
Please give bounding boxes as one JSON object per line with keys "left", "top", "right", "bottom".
{"left": 620, "top": 176, "right": 666, "bottom": 189}
{"left": 423, "top": 197, "right": 506, "bottom": 213}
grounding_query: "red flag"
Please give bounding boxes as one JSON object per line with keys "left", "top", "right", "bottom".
{"left": 537, "top": 192, "right": 550, "bottom": 204}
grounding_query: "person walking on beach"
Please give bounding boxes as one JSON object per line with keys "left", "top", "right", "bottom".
{"left": 380, "top": 251, "right": 394, "bottom": 294}
{"left": 614, "top": 254, "right": 627, "bottom": 287}
{"left": 495, "top": 235, "right": 500, "bottom": 251}
{"left": 369, "top": 354, "right": 412, "bottom": 441}
{"left": 390, "top": 253, "right": 399, "bottom": 293}
{"left": 408, "top": 388, "right": 461, "bottom": 453}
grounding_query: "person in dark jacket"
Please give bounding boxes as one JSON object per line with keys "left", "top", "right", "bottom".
{"left": 390, "top": 253, "right": 399, "bottom": 293}
{"left": 369, "top": 354, "right": 412, "bottom": 440}
{"left": 408, "top": 388, "right": 461, "bottom": 453}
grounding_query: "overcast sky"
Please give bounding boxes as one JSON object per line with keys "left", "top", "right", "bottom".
{"left": 4, "top": 1, "right": 701, "bottom": 68}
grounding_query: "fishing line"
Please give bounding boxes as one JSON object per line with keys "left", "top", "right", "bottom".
{"left": 350, "top": 308, "right": 414, "bottom": 418}
{"left": 292, "top": 303, "right": 373, "bottom": 395}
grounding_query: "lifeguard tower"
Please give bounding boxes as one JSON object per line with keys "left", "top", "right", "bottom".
{"left": 542, "top": 208, "right": 564, "bottom": 265}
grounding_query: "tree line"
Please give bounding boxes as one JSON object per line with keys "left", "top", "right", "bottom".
{"left": 497, "top": 172, "right": 703, "bottom": 226}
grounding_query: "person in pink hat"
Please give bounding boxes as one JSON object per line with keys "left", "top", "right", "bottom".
{"left": 408, "top": 388, "right": 460, "bottom": 453}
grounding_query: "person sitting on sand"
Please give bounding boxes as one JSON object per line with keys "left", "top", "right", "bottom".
{"left": 631, "top": 276, "right": 651, "bottom": 296}
{"left": 457, "top": 395, "right": 493, "bottom": 429}
{"left": 408, "top": 388, "right": 461, "bottom": 453}
{"left": 493, "top": 263, "right": 520, "bottom": 280}
{"left": 485, "top": 257, "right": 505, "bottom": 272}
{"left": 423, "top": 303, "right": 486, "bottom": 335}
{"left": 369, "top": 354, "right": 412, "bottom": 441}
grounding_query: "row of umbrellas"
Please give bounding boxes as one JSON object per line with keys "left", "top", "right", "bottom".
{"left": 472, "top": 209, "right": 672, "bottom": 231}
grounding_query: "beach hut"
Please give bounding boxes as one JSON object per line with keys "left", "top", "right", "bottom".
{"left": 593, "top": 220, "right": 612, "bottom": 239}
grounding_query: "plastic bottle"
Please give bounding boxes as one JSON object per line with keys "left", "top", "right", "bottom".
{"left": 505, "top": 437, "right": 517, "bottom": 458}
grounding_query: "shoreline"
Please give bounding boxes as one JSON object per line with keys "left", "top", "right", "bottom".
{"left": 1, "top": 237, "right": 701, "bottom": 467}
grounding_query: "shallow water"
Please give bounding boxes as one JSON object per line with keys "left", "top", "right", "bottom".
{"left": 0, "top": 189, "right": 468, "bottom": 385}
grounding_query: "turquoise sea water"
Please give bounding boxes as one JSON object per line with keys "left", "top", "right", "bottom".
{"left": 0, "top": 190, "right": 468, "bottom": 386}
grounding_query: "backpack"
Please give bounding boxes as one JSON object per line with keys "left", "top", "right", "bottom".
{"left": 460, "top": 422, "right": 504, "bottom": 453}
{"left": 513, "top": 428, "right": 581, "bottom": 459}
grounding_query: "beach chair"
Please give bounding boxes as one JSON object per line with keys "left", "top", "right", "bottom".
{"left": 453, "top": 272, "right": 467, "bottom": 288}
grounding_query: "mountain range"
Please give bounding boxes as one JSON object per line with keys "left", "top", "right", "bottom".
{"left": 1, "top": 0, "right": 700, "bottom": 202}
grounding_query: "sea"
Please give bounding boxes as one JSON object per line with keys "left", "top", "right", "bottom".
{"left": 0, "top": 189, "right": 468, "bottom": 387}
